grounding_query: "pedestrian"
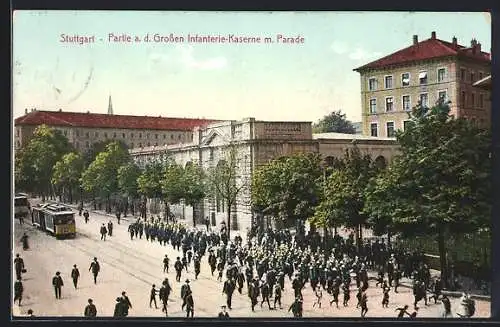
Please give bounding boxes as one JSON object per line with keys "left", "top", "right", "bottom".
{"left": 71, "top": 264, "right": 80, "bottom": 289}
{"left": 360, "top": 290, "right": 368, "bottom": 317}
{"left": 208, "top": 251, "right": 217, "bottom": 276}
{"left": 52, "top": 271, "right": 64, "bottom": 299}
{"left": 84, "top": 298, "right": 97, "bottom": 317}
{"left": 83, "top": 210, "right": 89, "bottom": 223}
{"left": 89, "top": 257, "right": 100, "bottom": 284}
{"left": 100, "top": 224, "right": 108, "bottom": 241}
{"left": 182, "top": 256, "right": 188, "bottom": 272}
{"left": 396, "top": 305, "right": 410, "bottom": 318}
{"left": 185, "top": 291, "right": 195, "bottom": 318}
{"left": 223, "top": 278, "right": 236, "bottom": 310}
{"left": 20, "top": 233, "right": 29, "bottom": 250}
{"left": 260, "top": 280, "right": 272, "bottom": 309}
{"left": 78, "top": 203, "right": 83, "bottom": 216}
{"left": 174, "top": 257, "right": 183, "bottom": 282}
{"left": 218, "top": 305, "right": 230, "bottom": 319}
{"left": 313, "top": 285, "right": 323, "bottom": 308}
{"left": 343, "top": 283, "right": 350, "bottom": 307}
{"left": 288, "top": 296, "right": 303, "bottom": 318}
{"left": 393, "top": 268, "right": 401, "bottom": 293}
{"left": 163, "top": 255, "right": 169, "bottom": 273}
{"left": 194, "top": 255, "right": 201, "bottom": 280}
{"left": 159, "top": 283, "right": 169, "bottom": 316}
{"left": 26, "top": 309, "right": 34, "bottom": 317}
{"left": 429, "top": 278, "right": 442, "bottom": 304}
{"left": 274, "top": 283, "right": 282, "bottom": 309}
{"left": 382, "top": 284, "right": 390, "bottom": 308}
{"left": 113, "top": 297, "right": 125, "bottom": 317}
{"left": 181, "top": 279, "right": 191, "bottom": 311}
{"left": 149, "top": 284, "right": 158, "bottom": 309}
{"left": 205, "top": 217, "right": 210, "bottom": 231}
{"left": 116, "top": 210, "right": 121, "bottom": 225}
{"left": 442, "top": 295, "right": 453, "bottom": 318}
{"left": 14, "top": 279, "right": 23, "bottom": 306}
{"left": 128, "top": 224, "right": 135, "bottom": 240}
{"left": 14, "top": 254, "right": 25, "bottom": 281}
{"left": 330, "top": 282, "right": 340, "bottom": 308}
{"left": 121, "top": 291, "right": 133, "bottom": 316}
{"left": 107, "top": 221, "right": 113, "bottom": 237}
{"left": 356, "top": 286, "right": 363, "bottom": 308}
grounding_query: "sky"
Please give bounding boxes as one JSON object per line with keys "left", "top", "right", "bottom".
{"left": 12, "top": 11, "right": 491, "bottom": 124}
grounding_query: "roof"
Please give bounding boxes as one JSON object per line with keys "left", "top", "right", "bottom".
{"left": 14, "top": 110, "right": 219, "bottom": 131}
{"left": 473, "top": 75, "right": 491, "bottom": 90}
{"left": 354, "top": 36, "right": 491, "bottom": 71}
{"left": 313, "top": 132, "right": 396, "bottom": 141}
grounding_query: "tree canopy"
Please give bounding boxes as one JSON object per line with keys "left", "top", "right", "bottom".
{"left": 312, "top": 110, "right": 356, "bottom": 134}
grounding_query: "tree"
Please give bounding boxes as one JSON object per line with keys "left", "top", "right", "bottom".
{"left": 14, "top": 125, "right": 73, "bottom": 200}
{"left": 311, "top": 146, "right": 379, "bottom": 250}
{"left": 138, "top": 159, "right": 167, "bottom": 216}
{"left": 51, "top": 152, "right": 84, "bottom": 203}
{"left": 252, "top": 152, "right": 323, "bottom": 229}
{"left": 83, "top": 139, "right": 128, "bottom": 167}
{"left": 161, "top": 161, "right": 185, "bottom": 216}
{"left": 80, "top": 141, "right": 130, "bottom": 212}
{"left": 206, "top": 144, "right": 248, "bottom": 239}
{"left": 182, "top": 162, "right": 206, "bottom": 227}
{"left": 312, "top": 110, "right": 356, "bottom": 134}
{"left": 363, "top": 101, "right": 491, "bottom": 286}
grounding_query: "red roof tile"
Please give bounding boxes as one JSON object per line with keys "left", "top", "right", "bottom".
{"left": 354, "top": 37, "right": 491, "bottom": 71}
{"left": 14, "top": 110, "right": 220, "bottom": 131}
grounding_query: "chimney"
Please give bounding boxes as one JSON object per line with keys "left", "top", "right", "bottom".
{"left": 59, "top": 108, "right": 62, "bottom": 112}
{"left": 431, "top": 31, "right": 436, "bottom": 39}
{"left": 477, "top": 42, "right": 482, "bottom": 52}
{"left": 452, "top": 36, "right": 457, "bottom": 47}
{"left": 24, "top": 108, "right": 28, "bottom": 114}
{"left": 413, "top": 35, "right": 418, "bottom": 45}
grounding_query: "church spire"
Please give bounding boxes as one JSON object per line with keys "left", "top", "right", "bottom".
{"left": 108, "top": 94, "right": 113, "bottom": 115}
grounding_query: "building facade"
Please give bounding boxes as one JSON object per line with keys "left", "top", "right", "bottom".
{"left": 354, "top": 31, "right": 491, "bottom": 137}
{"left": 14, "top": 109, "right": 218, "bottom": 152}
{"left": 130, "top": 118, "right": 399, "bottom": 233}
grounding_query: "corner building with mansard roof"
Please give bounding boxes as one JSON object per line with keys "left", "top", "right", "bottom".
{"left": 354, "top": 31, "right": 491, "bottom": 138}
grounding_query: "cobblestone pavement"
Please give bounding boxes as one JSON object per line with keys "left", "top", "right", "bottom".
{"left": 11, "top": 202, "right": 490, "bottom": 318}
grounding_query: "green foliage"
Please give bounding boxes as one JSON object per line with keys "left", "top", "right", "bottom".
{"left": 252, "top": 152, "right": 323, "bottom": 226}
{"left": 52, "top": 152, "right": 84, "bottom": 191}
{"left": 83, "top": 139, "right": 128, "bottom": 167}
{"left": 161, "top": 161, "right": 185, "bottom": 204}
{"left": 80, "top": 141, "right": 131, "bottom": 197}
{"left": 15, "top": 125, "right": 73, "bottom": 194}
{"left": 311, "top": 147, "right": 379, "bottom": 231}
{"left": 183, "top": 162, "right": 206, "bottom": 207}
{"left": 312, "top": 110, "right": 356, "bottom": 134}
{"left": 137, "top": 159, "right": 167, "bottom": 198}
{"left": 117, "top": 162, "right": 141, "bottom": 198}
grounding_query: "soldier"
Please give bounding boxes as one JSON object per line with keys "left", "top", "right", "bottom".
{"left": 249, "top": 278, "right": 260, "bottom": 312}
{"left": 429, "top": 278, "right": 442, "bottom": 304}
{"left": 83, "top": 210, "right": 90, "bottom": 223}
{"left": 223, "top": 278, "right": 236, "bottom": 310}
{"left": 128, "top": 224, "right": 135, "bottom": 240}
{"left": 100, "top": 224, "right": 108, "bottom": 241}
{"left": 194, "top": 255, "right": 201, "bottom": 280}
{"left": 208, "top": 251, "right": 217, "bottom": 276}
{"left": 273, "top": 283, "right": 282, "bottom": 309}
{"left": 89, "top": 257, "right": 100, "bottom": 284}
{"left": 442, "top": 295, "right": 452, "bottom": 318}
{"left": 182, "top": 256, "right": 188, "bottom": 272}
{"left": 382, "top": 282, "right": 390, "bottom": 308}
{"left": 84, "top": 298, "right": 97, "bottom": 317}
{"left": 218, "top": 305, "right": 230, "bottom": 319}
{"left": 330, "top": 281, "right": 340, "bottom": 308}
{"left": 356, "top": 286, "right": 363, "bottom": 308}
{"left": 163, "top": 255, "right": 170, "bottom": 273}
{"left": 121, "top": 291, "right": 133, "bottom": 316}
{"left": 149, "top": 284, "right": 159, "bottom": 309}
{"left": 52, "top": 271, "right": 64, "bottom": 299}
{"left": 14, "top": 254, "right": 25, "bottom": 281}
{"left": 393, "top": 268, "right": 402, "bottom": 293}
{"left": 107, "top": 220, "right": 113, "bottom": 237}
{"left": 174, "top": 257, "right": 183, "bottom": 282}
{"left": 260, "top": 280, "right": 272, "bottom": 309}
{"left": 313, "top": 285, "right": 323, "bottom": 309}
{"left": 14, "top": 279, "right": 23, "bottom": 306}
{"left": 288, "top": 296, "right": 303, "bottom": 318}
{"left": 185, "top": 290, "right": 195, "bottom": 318}
{"left": 342, "top": 283, "right": 350, "bottom": 307}
{"left": 71, "top": 264, "right": 80, "bottom": 289}
{"left": 159, "top": 282, "right": 169, "bottom": 316}
{"left": 360, "top": 289, "right": 368, "bottom": 318}
{"left": 181, "top": 279, "right": 192, "bottom": 311}
{"left": 236, "top": 268, "right": 245, "bottom": 294}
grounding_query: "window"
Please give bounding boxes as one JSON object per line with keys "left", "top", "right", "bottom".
{"left": 460, "top": 68, "right": 466, "bottom": 81}
{"left": 131, "top": 133, "right": 134, "bottom": 138}
{"left": 122, "top": 133, "right": 125, "bottom": 138}
{"left": 402, "top": 95, "right": 411, "bottom": 111}
{"left": 155, "top": 134, "right": 158, "bottom": 139}
{"left": 419, "top": 93, "right": 428, "bottom": 107}
{"left": 139, "top": 143, "right": 142, "bottom": 147}
{"left": 178, "top": 135, "right": 181, "bottom": 139}
{"left": 85, "top": 132, "right": 89, "bottom": 138}
{"left": 76, "top": 130, "right": 80, "bottom": 137}
{"left": 171, "top": 134, "right": 174, "bottom": 140}
{"left": 386, "top": 122, "right": 395, "bottom": 137}
{"left": 369, "top": 99, "right": 377, "bottom": 114}
{"left": 163, "top": 134, "right": 166, "bottom": 139}
{"left": 104, "top": 132, "right": 108, "bottom": 138}
{"left": 384, "top": 75, "right": 393, "bottom": 89}
{"left": 139, "top": 133, "right": 142, "bottom": 138}
{"left": 146, "top": 134, "right": 150, "bottom": 139}
{"left": 385, "top": 97, "right": 394, "bottom": 112}
{"left": 419, "top": 71, "right": 428, "bottom": 84}
{"left": 147, "top": 142, "right": 151, "bottom": 147}
{"left": 94, "top": 132, "right": 98, "bottom": 137}
{"left": 437, "top": 68, "right": 446, "bottom": 82}
{"left": 64, "top": 130, "right": 67, "bottom": 136}
{"left": 368, "top": 78, "right": 377, "bottom": 91}
{"left": 438, "top": 90, "right": 447, "bottom": 102}
{"left": 461, "top": 91, "right": 466, "bottom": 106}
{"left": 16, "top": 129, "right": 19, "bottom": 137}
{"left": 403, "top": 120, "right": 412, "bottom": 131}
{"left": 479, "top": 94, "right": 484, "bottom": 108}
{"left": 470, "top": 72, "right": 475, "bottom": 83}
{"left": 370, "top": 123, "right": 378, "bottom": 137}
{"left": 401, "top": 73, "right": 410, "bottom": 87}
{"left": 479, "top": 72, "right": 483, "bottom": 80}
{"left": 471, "top": 93, "right": 475, "bottom": 107}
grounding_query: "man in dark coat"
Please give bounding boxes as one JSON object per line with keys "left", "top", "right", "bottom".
{"left": 83, "top": 210, "right": 89, "bottom": 223}
{"left": 128, "top": 224, "right": 135, "bottom": 240}
{"left": 218, "top": 305, "right": 230, "bottom": 319}
{"left": 274, "top": 283, "right": 283, "bottom": 309}
{"left": 288, "top": 297, "right": 303, "bottom": 318}
{"left": 14, "top": 279, "right": 23, "bottom": 306}
{"left": 208, "top": 251, "right": 217, "bottom": 276}
{"left": 163, "top": 255, "right": 170, "bottom": 273}
{"left": 100, "top": 224, "right": 108, "bottom": 241}
{"left": 14, "top": 254, "right": 25, "bottom": 281}
{"left": 174, "top": 257, "right": 183, "bottom": 282}
{"left": 260, "top": 281, "right": 272, "bottom": 310}
{"left": 121, "top": 291, "right": 133, "bottom": 316}
{"left": 181, "top": 279, "right": 192, "bottom": 311}
{"left": 194, "top": 255, "right": 201, "bottom": 279}
{"left": 149, "top": 284, "right": 158, "bottom": 309}
{"left": 222, "top": 278, "right": 236, "bottom": 310}
{"left": 89, "top": 257, "right": 100, "bottom": 284}
{"left": 52, "top": 271, "right": 64, "bottom": 299}
{"left": 185, "top": 292, "right": 194, "bottom": 318}
{"left": 71, "top": 264, "right": 80, "bottom": 289}
{"left": 249, "top": 279, "right": 260, "bottom": 312}
{"left": 159, "top": 282, "right": 170, "bottom": 316}
{"left": 107, "top": 221, "right": 114, "bottom": 237}
{"left": 113, "top": 297, "right": 125, "bottom": 317}
{"left": 84, "top": 298, "right": 97, "bottom": 317}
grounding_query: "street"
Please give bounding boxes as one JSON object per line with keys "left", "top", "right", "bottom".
{"left": 12, "top": 203, "right": 491, "bottom": 318}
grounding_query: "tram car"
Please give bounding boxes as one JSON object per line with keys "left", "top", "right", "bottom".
{"left": 31, "top": 203, "right": 76, "bottom": 238}
{"left": 14, "top": 193, "right": 30, "bottom": 219}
